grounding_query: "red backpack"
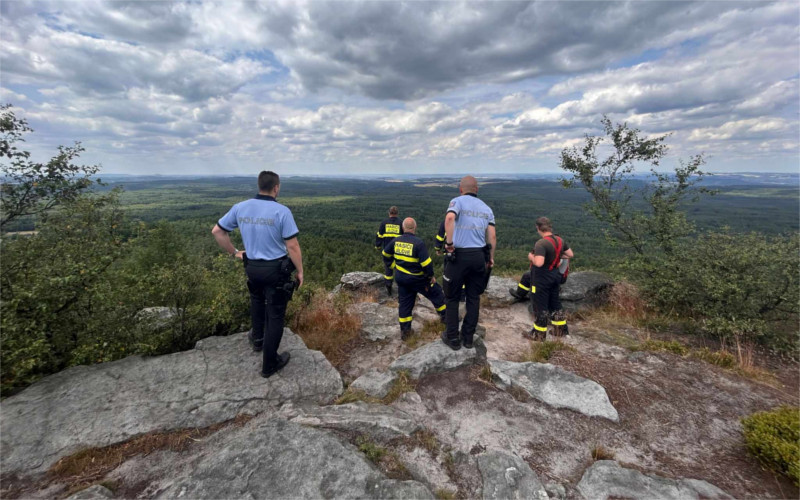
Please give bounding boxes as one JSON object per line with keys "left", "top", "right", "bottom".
{"left": 545, "top": 235, "right": 569, "bottom": 284}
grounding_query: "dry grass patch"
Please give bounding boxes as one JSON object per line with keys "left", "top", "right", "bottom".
{"left": 48, "top": 414, "right": 253, "bottom": 493}
{"left": 335, "top": 389, "right": 381, "bottom": 405}
{"left": 404, "top": 319, "right": 444, "bottom": 349}
{"left": 413, "top": 429, "right": 440, "bottom": 457}
{"left": 519, "top": 340, "right": 576, "bottom": 363}
{"left": 591, "top": 445, "right": 616, "bottom": 461}
{"left": 435, "top": 489, "right": 457, "bottom": 500}
{"left": 288, "top": 287, "right": 361, "bottom": 367}
{"left": 355, "top": 435, "right": 412, "bottom": 480}
{"left": 383, "top": 371, "right": 416, "bottom": 404}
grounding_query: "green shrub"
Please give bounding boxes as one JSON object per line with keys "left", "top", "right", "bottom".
{"left": 741, "top": 406, "right": 800, "bottom": 485}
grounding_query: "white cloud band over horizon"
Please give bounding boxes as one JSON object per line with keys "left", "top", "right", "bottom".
{"left": 1, "top": 1, "right": 798, "bottom": 175}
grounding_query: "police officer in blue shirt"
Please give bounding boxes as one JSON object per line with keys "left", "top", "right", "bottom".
{"left": 441, "top": 176, "right": 496, "bottom": 350}
{"left": 212, "top": 171, "right": 304, "bottom": 378}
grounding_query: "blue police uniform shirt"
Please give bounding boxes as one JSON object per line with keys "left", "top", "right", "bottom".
{"left": 446, "top": 193, "right": 495, "bottom": 249}
{"left": 217, "top": 194, "right": 299, "bottom": 260}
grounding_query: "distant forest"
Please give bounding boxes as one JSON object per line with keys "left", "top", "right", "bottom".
{"left": 84, "top": 176, "right": 800, "bottom": 287}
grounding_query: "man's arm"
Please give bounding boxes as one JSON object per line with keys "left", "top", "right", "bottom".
{"left": 444, "top": 212, "right": 456, "bottom": 252}
{"left": 375, "top": 222, "right": 384, "bottom": 249}
{"left": 285, "top": 237, "right": 304, "bottom": 288}
{"left": 563, "top": 248, "right": 574, "bottom": 259}
{"left": 486, "top": 224, "right": 496, "bottom": 267}
{"left": 212, "top": 224, "right": 244, "bottom": 259}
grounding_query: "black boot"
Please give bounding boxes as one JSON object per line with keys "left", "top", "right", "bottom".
{"left": 401, "top": 325, "right": 412, "bottom": 341}
{"left": 385, "top": 280, "right": 393, "bottom": 296}
{"left": 509, "top": 286, "right": 528, "bottom": 301}
{"left": 438, "top": 311, "right": 447, "bottom": 324}
{"left": 248, "top": 329, "right": 263, "bottom": 352}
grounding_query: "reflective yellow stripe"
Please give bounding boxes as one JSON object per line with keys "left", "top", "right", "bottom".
{"left": 396, "top": 264, "right": 423, "bottom": 276}
{"left": 384, "top": 274, "right": 394, "bottom": 280}
{"left": 382, "top": 250, "right": 393, "bottom": 258}
{"left": 436, "top": 304, "right": 446, "bottom": 312}
{"left": 435, "top": 234, "right": 445, "bottom": 241}
{"left": 518, "top": 284, "right": 530, "bottom": 291}
{"left": 390, "top": 261, "right": 396, "bottom": 269}
{"left": 531, "top": 286, "right": 536, "bottom": 293}
{"left": 533, "top": 324, "right": 548, "bottom": 332}
{"left": 420, "top": 257, "right": 432, "bottom": 267}
{"left": 377, "top": 232, "right": 382, "bottom": 237}
{"left": 395, "top": 254, "right": 420, "bottom": 263}
{"left": 551, "top": 320, "right": 566, "bottom": 326}
{"left": 399, "top": 316, "right": 413, "bottom": 323}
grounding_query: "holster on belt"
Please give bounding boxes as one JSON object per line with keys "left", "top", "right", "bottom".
{"left": 478, "top": 244, "right": 493, "bottom": 294}
{"left": 277, "top": 257, "right": 298, "bottom": 301}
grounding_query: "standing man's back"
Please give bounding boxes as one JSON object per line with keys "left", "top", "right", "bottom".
{"left": 441, "top": 176, "right": 496, "bottom": 350}
{"left": 376, "top": 206, "right": 404, "bottom": 295}
{"left": 212, "top": 171, "right": 304, "bottom": 378}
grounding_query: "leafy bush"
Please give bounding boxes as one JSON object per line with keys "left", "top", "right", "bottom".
{"left": 741, "top": 406, "right": 800, "bottom": 485}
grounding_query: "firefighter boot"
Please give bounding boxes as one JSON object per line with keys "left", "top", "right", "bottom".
{"left": 551, "top": 310, "right": 568, "bottom": 337}
{"left": 508, "top": 285, "right": 528, "bottom": 301}
{"left": 400, "top": 323, "right": 412, "bottom": 341}
{"left": 385, "top": 280, "right": 393, "bottom": 296}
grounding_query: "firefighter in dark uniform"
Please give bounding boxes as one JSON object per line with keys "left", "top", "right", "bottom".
{"left": 212, "top": 171, "right": 304, "bottom": 378}
{"left": 509, "top": 270, "right": 533, "bottom": 301}
{"left": 375, "top": 206, "right": 403, "bottom": 295}
{"left": 525, "top": 216, "right": 574, "bottom": 341}
{"left": 383, "top": 218, "right": 446, "bottom": 340}
{"left": 441, "top": 176, "right": 496, "bottom": 350}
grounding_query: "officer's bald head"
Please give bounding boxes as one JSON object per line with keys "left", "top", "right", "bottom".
{"left": 402, "top": 217, "right": 416, "bottom": 234}
{"left": 460, "top": 175, "right": 478, "bottom": 194}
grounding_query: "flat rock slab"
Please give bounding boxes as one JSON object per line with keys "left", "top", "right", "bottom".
{"left": 390, "top": 337, "right": 487, "bottom": 379}
{"left": 1, "top": 329, "right": 343, "bottom": 474}
{"left": 350, "top": 302, "right": 399, "bottom": 341}
{"left": 576, "top": 461, "right": 732, "bottom": 500}
{"left": 339, "top": 271, "right": 386, "bottom": 291}
{"left": 484, "top": 276, "right": 520, "bottom": 307}
{"left": 152, "top": 417, "right": 432, "bottom": 499}
{"left": 489, "top": 359, "right": 619, "bottom": 422}
{"left": 477, "top": 451, "right": 549, "bottom": 500}
{"left": 560, "top": 271, "right": 613, "bottom": 311}
{"left": 65, "top": 485, "right": 115, "bottom": 500}
{"left": 284, "top": 402, "right": 421, "bottom": 441}
{"left": 350, "top": 369, "right": 398, "bottom": 399}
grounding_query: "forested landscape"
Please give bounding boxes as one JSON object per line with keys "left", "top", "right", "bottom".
{"left": 2, "top": 106, "right": 798, "bottom": 396}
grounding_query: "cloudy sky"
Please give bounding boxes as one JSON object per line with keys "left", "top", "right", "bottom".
{"left": 1, "top": 1, "right": 798, "bottom": 175}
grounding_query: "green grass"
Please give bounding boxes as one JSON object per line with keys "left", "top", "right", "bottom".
{"left": 520, "top": 340, "right": 575, "bottom": 362}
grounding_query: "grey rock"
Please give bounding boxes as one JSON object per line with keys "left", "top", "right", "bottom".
{"left": 350, "top": 369, "right": 398, "bottom": 399}
{"left": 339, "top": 271, "right": 386, "bottom": 291}
{"left": 375, "top": 480, "right": 435, "bottom": 499}
{"left": 389, "top": 337, "right": 487, "bottom": 379}
{"left": 477, "top": 450, "right": 549, "bottom": 500}
{"left": 65, "top": 485, "right": 115, "bottom": 500}
{"left": 153, "top": 417, "right": 432, "bottom": 499}
{"left": 134, "top": 306, "right": 178, "bottom": 328}
{"left": 576, "top": 461, "right": 732, "bottom": 500}
{"left": 484, "top": 276, "right": 520, "bottom": 307}
{"left": 560, "top": 271, "right": 614, "bottom": 311}
{"left": 287, "top": 402, "right": 421, "bottom": 441}
{"left": 489, "top": 359, "right": 619, "bottom": 422}
{"left": 475, "top": 324, "right": 487, "bottom": 338}
{"left": 0, "top": 329, "right": 343, "bottom": 474}
{"left": 350, "top": 302, "right": 399, "bottom": 341}
{"left": 545, "top": 482, "right": 566, "bottom": 500}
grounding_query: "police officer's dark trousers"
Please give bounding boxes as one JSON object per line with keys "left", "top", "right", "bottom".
{"left": 245, "top": 258, "right": 288, "bottom": 373}
{"left": 443, "top": 249, "right": 486, "bottom": 343}
{"left": 396, "top": 273, "right": 446, "bottom": 331}
{"left": 530, "top": 268, "right": 565, "bottom": 336}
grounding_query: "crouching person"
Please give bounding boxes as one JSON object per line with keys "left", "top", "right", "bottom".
{"left": 382, "top": 218, "right": 446, "bottom": 340}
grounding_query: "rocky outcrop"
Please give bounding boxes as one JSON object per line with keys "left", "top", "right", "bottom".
{"left": 151, "top": 416, "right": 433, "bottom": 499}
{"left": 484, "top": 276, "right": 521, "bottom": 307}
{"left": 350, "top": 302, "right": 398, "bottom": 341}
{"left": 489, "top": 359, "right": 618, "bottom": 422}
{"left": 390, "top": 337, "right": 487, "bottom": 379}
{"left": 559, "top": 271, "right": 614, "bottom": 311}
{"left": 477, "top": 451, "right": 549, "bottom": 500}
{"left": 576, "top": 461, "right": 731, "bottom": 500}
{"left": 336, "top": 271, "right": 386, "bottom": 292}
{"left": 282, "top": 402, "right": 421, "bottom": 441}
{"left": 0, "top": 329, "right": 343, "bottom": 474}
{"left": 350, "top": 369, "right": 398, "bottom": 398}
{"left": 65, "top": 485, "right": 115, "bottom": 500}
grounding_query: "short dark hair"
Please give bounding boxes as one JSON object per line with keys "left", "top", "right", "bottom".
{"left": 258, "top": 171, "right": 280, "bottom": 192}
{"left": 389, "top": 206, "right": 398, "bottom": 215}
{"left": 535, "top": 216, "right": 552, "bottom": 232}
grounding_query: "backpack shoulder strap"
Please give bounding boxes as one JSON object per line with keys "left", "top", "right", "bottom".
{"left": 545, "top": 235, "right": 562, "bottom": 271}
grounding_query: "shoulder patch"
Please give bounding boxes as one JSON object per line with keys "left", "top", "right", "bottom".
{"left": 449, "top": 201, "right": 455, "bottom": 207}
